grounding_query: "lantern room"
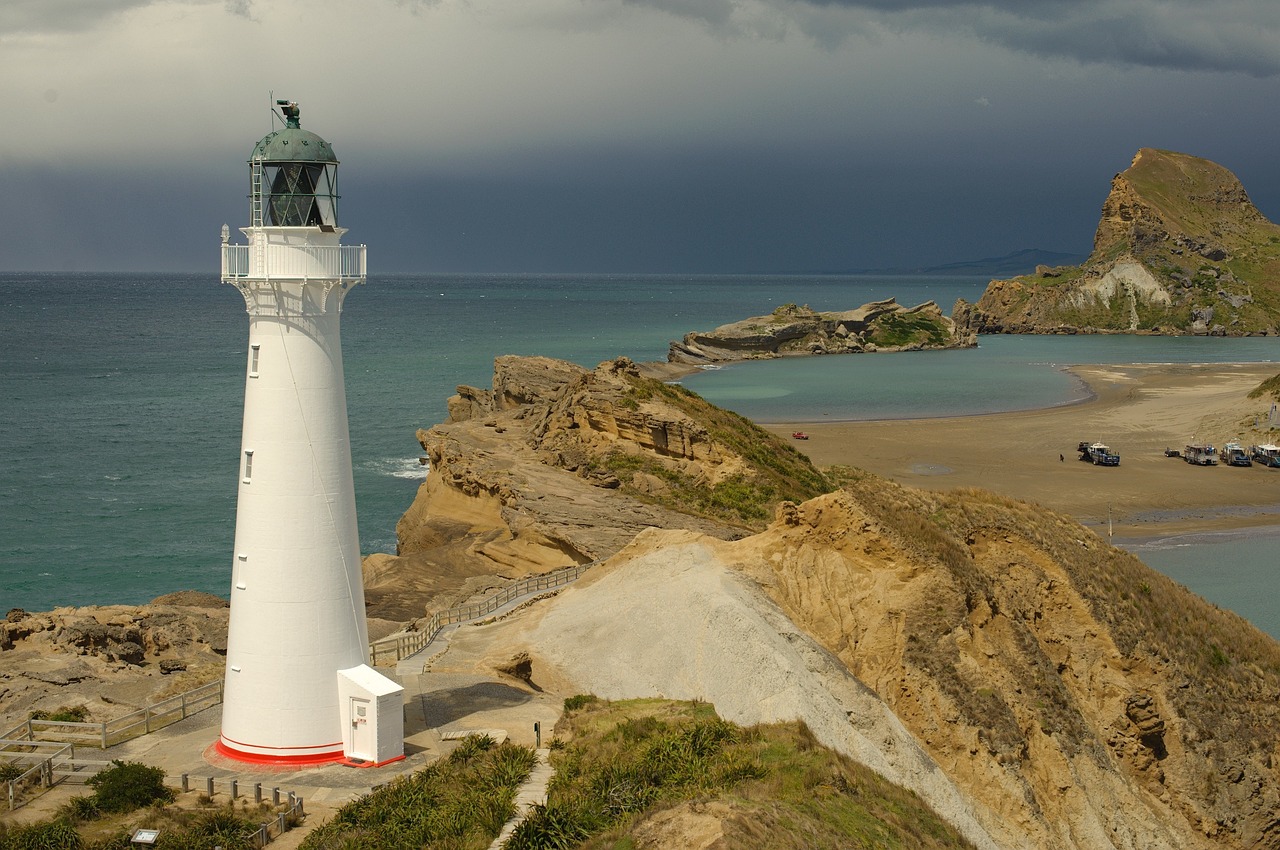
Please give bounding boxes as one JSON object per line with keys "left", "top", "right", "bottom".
{"left": 249, "top": 101, "right": 340, "bottom": 228}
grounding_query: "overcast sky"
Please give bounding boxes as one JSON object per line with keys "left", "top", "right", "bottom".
{"left": 3, "top": 0, "right": 1280, "bottom": 273}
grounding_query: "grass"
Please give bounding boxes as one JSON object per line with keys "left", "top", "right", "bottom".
{"left": 592, "top": 375, "right": 832, "bottom": 528}
{"left": 1247, "top": 372, "right": 1280, "bottom": 401}
{"left": 507, "top": 698, "right": 976, "bottom": 850}
{"left": 865, "top": 311, "right": 950, "bottom": 348}
{"left": 299, "top": 735, "right": 537, "bottom": 850}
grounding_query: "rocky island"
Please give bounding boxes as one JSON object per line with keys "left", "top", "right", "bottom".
{"left": 960, "top": 148, "right": 1280, "bottom": 336}
{"left": 668, "top": 298, "right": 974, "bottom": 366}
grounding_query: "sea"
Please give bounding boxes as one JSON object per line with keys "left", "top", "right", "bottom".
{"left": 2, "top": 272, "right": 1277, "bottom": 638}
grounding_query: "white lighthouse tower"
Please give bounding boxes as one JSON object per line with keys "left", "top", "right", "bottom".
{"left": 217, "top": 101, "right": 402, "bottom": 766}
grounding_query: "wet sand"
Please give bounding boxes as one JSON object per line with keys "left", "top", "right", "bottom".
{"left": 765, "top": 362, "right": 1280, "bottom": 538}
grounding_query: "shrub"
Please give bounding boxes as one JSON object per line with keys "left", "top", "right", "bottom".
{"left": 3, "top": 818, "right": 84, "bottom": 849}
{"left": 57, "top": 794, "right": 101, "bottom": 823}
{"left": 29, "top": 706, "right": 88, "bottom": 723}
{"left": 86, "top": 761, "right": 174, "bottom": 814}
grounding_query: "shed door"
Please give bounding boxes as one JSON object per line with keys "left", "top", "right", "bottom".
{"left": 349, "top": 697, "right": 373, "bottom": 760}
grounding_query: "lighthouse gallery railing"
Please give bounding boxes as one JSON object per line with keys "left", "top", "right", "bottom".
{"left": 221, "top": 244, "right": 366, "bottom": 280}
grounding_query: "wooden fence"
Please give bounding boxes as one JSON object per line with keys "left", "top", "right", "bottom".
{"left": 6, "top": 752, "right": 306, "bottom": 846}
{"left": 369, "top": 563, "right": 592, "bottom": 665}
{"left": 0, "top": 680, "right": 223, "bottom": 751}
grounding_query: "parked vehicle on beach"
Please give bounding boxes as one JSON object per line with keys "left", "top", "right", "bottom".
{"left": 791, "top": 431, "right": 809, "bottom": 440}
{"left": 1250, "top": 444, "right": 1280, "bottom": 468}
{"left": 1078, "top": 441, "right": 1120, "bottom": 466}
{"left": 1220, "top": 443, "right": 1252, "bottom": 466}
{"left": 1183, "top": 444, "right": 1218, "bottom": 466}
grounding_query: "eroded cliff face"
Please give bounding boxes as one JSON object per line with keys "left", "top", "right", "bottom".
{"left": 375, "top": 355, "right": 825, "bottom": 619}
{"left": 962, "top": 149, "right": 1280, "bottom": 336}
{"left": 727, "top": 485, "right": 1280, "bottom": 850}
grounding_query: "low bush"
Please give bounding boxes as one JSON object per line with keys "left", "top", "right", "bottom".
{"left": 85, "top": 761, "right": 174, "bottom": 814}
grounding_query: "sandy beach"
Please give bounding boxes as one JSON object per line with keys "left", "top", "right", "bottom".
{"left": 765, "top": 362, "right": 1280, "bottom": 539}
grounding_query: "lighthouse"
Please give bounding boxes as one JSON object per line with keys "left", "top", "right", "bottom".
{"left": 217, "top": 101, "right": 402, "bottom": 766}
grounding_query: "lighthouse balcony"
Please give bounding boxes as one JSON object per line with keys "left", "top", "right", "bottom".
{"left": 222, "top": 243, "right": 366, "bottom": 282}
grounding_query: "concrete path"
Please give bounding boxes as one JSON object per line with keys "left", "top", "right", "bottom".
{"left": 488, "top": 747, "right": 554, "bottom": 850}
{"left": 394, "top": 580, "right": 576, "bottom": 677}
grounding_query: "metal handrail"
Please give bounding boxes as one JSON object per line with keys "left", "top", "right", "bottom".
{"left": 221, "top": 243, "right": 366, "bottom": 280}
{"left": 369, "top": 563, "right": 593, "bottom": 665}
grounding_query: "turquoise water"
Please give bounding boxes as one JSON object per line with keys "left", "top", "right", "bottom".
{"left": 1, "top": 272, "right": 1277, "bottom": 634}
{"left": 1119, "top": 531, "right": 1280, "bottom": 640}
{"left": 682, "top": 334, "right": 1280, "bottom": 422}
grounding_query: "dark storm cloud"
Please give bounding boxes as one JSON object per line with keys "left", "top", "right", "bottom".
{"left": 629, "top": 0, "right": 1280, "bottom": 76}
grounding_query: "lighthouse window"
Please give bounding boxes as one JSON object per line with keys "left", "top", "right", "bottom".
{"left": 243, "top": 450, "right": 254, "bottom": 483}
{"left": 264, "top": 163, "right": 337, "bottom": 227}
{"left": 249, "top": 344, "right": 260, "bottom": 377}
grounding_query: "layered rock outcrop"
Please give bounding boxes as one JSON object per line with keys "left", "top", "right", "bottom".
{"left": 0, "top": 596, "right": 231, "bottom": 727}
{"left": 669, "top": 299, "right": 974, "bottom": 365}
{"left": 962, "top": 149, "right": 1280, "bottom": 335}
{"left": 370, "top": 354, "right": 831, "bottom": 620}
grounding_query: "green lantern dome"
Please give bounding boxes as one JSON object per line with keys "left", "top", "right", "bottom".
{"left": 249, "top": 101, "right": 341, "bottom": 227}
{"left": 251, "top": 128, "right": 337, "bottom": 163}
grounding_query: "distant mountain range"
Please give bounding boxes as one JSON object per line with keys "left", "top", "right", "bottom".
{"left": 827, "top": 248, "right": 1088, "bottom": 277}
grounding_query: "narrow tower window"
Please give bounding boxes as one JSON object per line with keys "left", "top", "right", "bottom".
{"left": 243, "top": 450, "right": 254, "bottom": 483}
{"left": 249, "top": 344, "right": 260, "bottom": 377}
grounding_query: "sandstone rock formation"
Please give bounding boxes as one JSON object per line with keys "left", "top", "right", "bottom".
{"left": 669, "top": 299, "right": 974, "bottom": 365}
{"left": 370, "top": 354, "right": 830, "bottom": 620}
{"left": 961, "top": 149, "right": 1280, "bottom": 336}
{"left": 0, "top": 597, "right": 230, "bottom": 729}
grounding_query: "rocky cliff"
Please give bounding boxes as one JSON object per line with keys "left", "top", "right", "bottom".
{"left": 390, "top": 358, "right": 1280, "bottom": 848}
{"left": 517, "top": 483, "right": 1280, "bottom": 850}
{"left": 670, "top": 299, "right": 974, "bottom": 365}
{"left": 962, "top": 149, "right": 1280, "bottom": 336}
{"left": 368, "top": 354, "right": 833, "bottom": 620}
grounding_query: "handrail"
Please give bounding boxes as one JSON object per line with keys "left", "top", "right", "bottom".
{"left": 369, "top": 563, "right": 594, "bottom": 665}
{"left": 221, "top": 243, "right": 366, "bottom": 280}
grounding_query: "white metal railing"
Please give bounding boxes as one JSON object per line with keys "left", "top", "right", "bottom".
{"left": 221, "top": 243, "right": 366, "bottom": 281}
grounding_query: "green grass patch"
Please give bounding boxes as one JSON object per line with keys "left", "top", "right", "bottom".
{"left": 1247, "top": 372, "right": 1280, "bottom": 401}
{"left": 508, "top": 698, "right": 975, "bottom": 850}
{"left": 602, "top": 376, "right": 832, "bottom": 528}
{"left": 865, "top": 312, "right": 950, "bottom": 348}
{"left": 300, "top": 735, "right": 537, "bottom": 850}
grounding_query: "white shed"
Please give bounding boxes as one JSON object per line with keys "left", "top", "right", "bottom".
{"left": 336, "top": 665, "right": 405, "bottom": 766}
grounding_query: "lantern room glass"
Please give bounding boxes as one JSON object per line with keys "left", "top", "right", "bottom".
{"left": 261, "top": 163, "right": 338, "bottom": 227}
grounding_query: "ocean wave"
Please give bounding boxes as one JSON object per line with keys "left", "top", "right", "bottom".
{"left": 363, "top": 456, "right": 430, "bottom": 479}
